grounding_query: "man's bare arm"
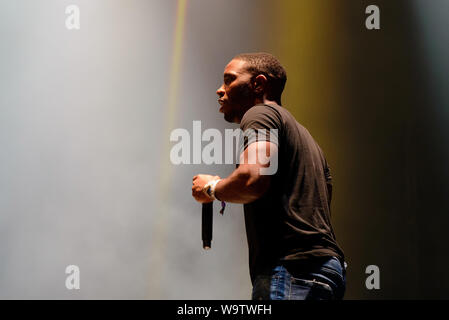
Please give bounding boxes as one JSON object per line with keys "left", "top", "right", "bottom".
{"left": 214, "top": 141, "right": 278, "bottom": 204}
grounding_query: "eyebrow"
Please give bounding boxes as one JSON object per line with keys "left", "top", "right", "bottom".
{"left": 223, "top": 73, "right": 236, "bottom": 79}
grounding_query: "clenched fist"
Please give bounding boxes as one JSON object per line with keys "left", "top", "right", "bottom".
{"left": 192, "top": 174, "right": 221, "bottom": 203}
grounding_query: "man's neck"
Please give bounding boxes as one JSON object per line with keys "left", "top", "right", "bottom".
{"left": 254, "top": 97, "right": 279, "bottom": 106}
{"left": 236, "top": 98, "right": 280, "bottom": 123}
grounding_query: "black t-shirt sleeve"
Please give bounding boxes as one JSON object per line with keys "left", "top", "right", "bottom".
{"left": 239, "top": 105, "right": 282, "bottom": 150}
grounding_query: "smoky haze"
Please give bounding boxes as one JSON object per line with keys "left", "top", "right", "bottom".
{"left": 0, "top": 0, "right": 261, "bottom": 299}
{"left": 4, "top": 0, "right": 449, "bottom": 300}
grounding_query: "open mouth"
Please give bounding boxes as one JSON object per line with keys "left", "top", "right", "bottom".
{"left": 218, "top": 99, "right": 225, "bottom": 112}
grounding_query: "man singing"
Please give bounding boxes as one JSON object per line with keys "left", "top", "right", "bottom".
{"left": 192, "top": 53, "right": 346, "bottom": 300}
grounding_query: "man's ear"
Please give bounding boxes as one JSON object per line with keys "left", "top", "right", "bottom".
{"left": 253, "top": 74, "right": 268, "bottom": 95}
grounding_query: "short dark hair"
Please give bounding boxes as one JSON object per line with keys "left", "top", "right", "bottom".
{"left": 234, "top": 52, "right": 287, "bottom": 105}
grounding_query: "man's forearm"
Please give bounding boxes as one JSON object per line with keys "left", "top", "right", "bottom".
{"left": 214, "top": 165, "right": 270, "bottom": 204}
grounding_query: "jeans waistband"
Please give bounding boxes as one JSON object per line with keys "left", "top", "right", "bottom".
{"left": 280, "top": 256, "right": 345, "bottom": 277}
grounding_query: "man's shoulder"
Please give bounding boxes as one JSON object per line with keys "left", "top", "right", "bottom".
{"left": 240, "top": 103, "right": 284, "bottom": 128}
{"left": 245, "top": 103, "right": 282, "bottom": 116}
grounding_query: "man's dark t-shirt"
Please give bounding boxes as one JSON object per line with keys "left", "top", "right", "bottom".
{"left": 239, "top": 103, "right": 344, "bottom": 283}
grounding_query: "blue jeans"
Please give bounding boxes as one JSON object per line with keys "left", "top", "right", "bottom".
{"left": 251, "top": 257, "right": 346, "bottom": 300}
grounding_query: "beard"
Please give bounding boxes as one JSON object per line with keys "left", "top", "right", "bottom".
{"left": 223, "top": 111, "right": 235, "bottom": 123}
{"left": 223, "top": 83, "right": 255, "bottom": 123}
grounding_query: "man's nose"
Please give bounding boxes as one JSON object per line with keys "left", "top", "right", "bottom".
{"left": 216, "top": 85, "right": 225, "bottom": 97}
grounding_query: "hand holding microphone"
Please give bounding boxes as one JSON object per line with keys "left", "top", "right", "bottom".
{"left": 192, "top": 174, "right": 221, "bottom": 203}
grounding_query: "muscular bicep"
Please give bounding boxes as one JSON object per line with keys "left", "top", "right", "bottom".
{"left": 213, "top": 141, "right": 278, "bottom": 203}
{"left": 237, "top": 141, "right": 278, "bottom": 195}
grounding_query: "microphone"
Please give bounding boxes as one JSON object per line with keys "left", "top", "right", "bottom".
{"left": 202, "top": 202, "right": 213, "bottom": 250}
